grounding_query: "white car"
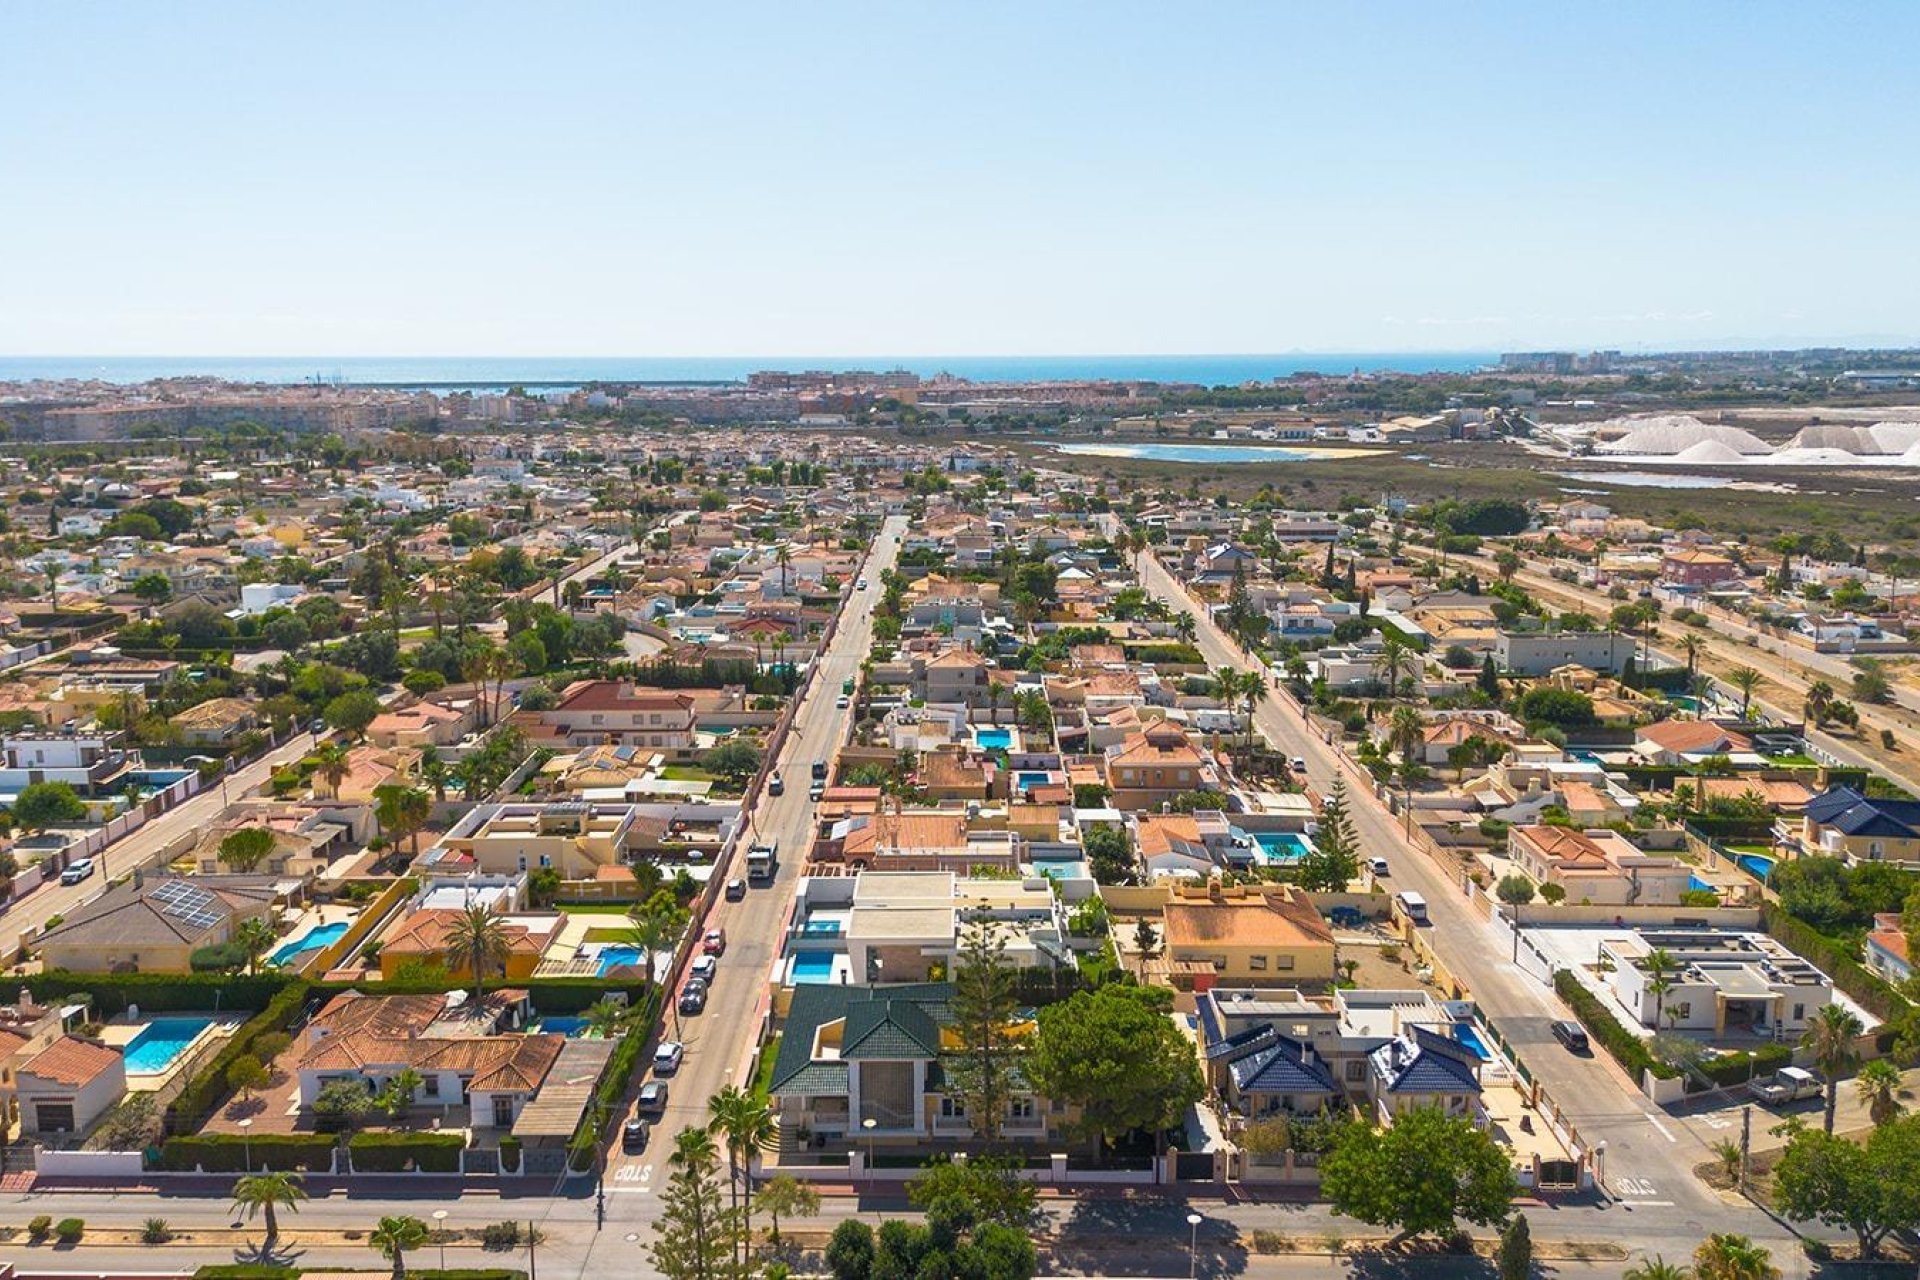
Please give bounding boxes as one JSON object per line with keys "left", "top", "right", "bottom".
{"left": 653, "top": 1041, "right": 685, "bottom": 1074}
{"left": 60, "top": 858, "right": 96, "bottom": 886}
{"left": 690, "top": 954, "right": 718, "bottom": 983}
{"left": 857, "top": 578, "right": 869, "bottom": 590}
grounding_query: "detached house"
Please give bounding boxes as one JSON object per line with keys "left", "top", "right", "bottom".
{"left": 539, "top": 682, "right": 696, "bottom": 752}
{"left": 1103, "top": 725, "right": 1218, "bottom": 810}
{"left": 1801, "top": 786, "right": 1920, "bottom": 865}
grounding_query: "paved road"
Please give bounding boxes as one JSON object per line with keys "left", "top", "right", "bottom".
{"left": 1122, "top": 533, "right": 1773, "bottom": 1250}
{"left": 0, "top": 730, "right": 316, "bottom": 958}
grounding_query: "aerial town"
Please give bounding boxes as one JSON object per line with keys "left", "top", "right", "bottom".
{"left": 0, "top": 357, "right": 1916, "bottom": 1279}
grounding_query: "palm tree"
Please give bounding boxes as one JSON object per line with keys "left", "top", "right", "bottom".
{"left": 231, "top": 1171, "right": 306, "bottom": 1245}
{"left": 1692, "top": 1233, "right": 1779, "bottom": 1280}
{"left": 1801, "top": 1003, "right": 1864, "bottom": 1133}
{"left": 1678, "top": 633, "right": 1703, "bottom": 681}
{"left": 776, "top": 544, "right": 792, "bottom": 596}
{"left": 1643, "top": 948, "right": 1678, "bottom": 1027}
{"left": 708, "top": 1086, "right": 778, "bottom": 1265}
{"left": 1854, "top": 1057, "right": 1902, "bottom": 1126}
{"left": 1173, "top": 611, "right": 1196, "bottom": 645}
{"left": 442, "top": 902, "right": 511, "bottom": 1004}
{"left": 1388, "top": 705, "right": 1424, "bottom": 778}
{"left": 235, "top": 916, "right": 278, "bottom": 975}
{"left": 1373, "top": 636, "right": 1416, "bottom": 699}
{"left": 1727, "top": 666, "right": 1762, "bottom": 719}
{"left": 1802, "top": 679, "right": 1835, "bottom": 727}
{"left": 370, "top": 1214, "right": 430, "bottom": 1280}
{"left": 1241, "top": 674, "right": 1266, "bottom": 750}
{"left": 584, "top": 999, "right": 627, "bottom": 1040}
{"left": 1623, "top": 1256, "right": 1690, "bottom": 1280}
{"left": 313, "top": 740, "right": 351, "bottom": 799}
{"left": 623, "top": 902, "right": 682, "bottom": 1001}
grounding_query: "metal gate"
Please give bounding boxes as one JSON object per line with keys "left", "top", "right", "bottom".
{"left": 1176, "top": 1151, "right": 1214, "bottom": 1182}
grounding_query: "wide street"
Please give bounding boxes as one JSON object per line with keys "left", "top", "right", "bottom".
{"left": 0, "top": 729, "right": 316, "bottom": 959}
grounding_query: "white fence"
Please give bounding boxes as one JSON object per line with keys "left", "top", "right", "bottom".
{"left": 35, "top": 1149, "right": 145, "bottom": 1178}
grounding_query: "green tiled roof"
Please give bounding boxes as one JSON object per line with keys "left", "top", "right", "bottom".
{"left": 770, "top": 982, "right": 954, "bottom": 1095}
{"left": 843, "top": 998, "right": 942, "bottom": 1060}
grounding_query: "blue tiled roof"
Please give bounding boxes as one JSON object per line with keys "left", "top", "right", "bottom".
{"left": 1374, "top": 1027, "right": 1482, "bottom": 1095}
{"left": 1229, "top": 1038, "right": 1337, "bottom": 1096}
{"left": 1805, "top": 787, "right": 1920, "bottom": 839}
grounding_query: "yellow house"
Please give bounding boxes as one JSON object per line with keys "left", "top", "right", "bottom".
{"left": 374, "top": 908, "right": 562, "bottom": 981}
{"left": 1160, "top": 882, "right": 1336, "bottom": 990}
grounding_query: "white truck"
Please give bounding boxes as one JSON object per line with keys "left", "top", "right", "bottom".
{"left": 1749, "top": 1066, "right": 1821, "bottom": 1105}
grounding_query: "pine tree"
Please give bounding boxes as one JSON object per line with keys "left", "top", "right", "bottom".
{"left": 1497, "top": 1212, "right": 1533, "bottom": 1280}
{"left": 1298, "top": 776, "right": 1361, "bottom": 891}
{"left": 649, "top": 1126, "right": 743, "bottom": 1280}
{"left": 948, "top": 922, "right": 1025, "bottom": 1144}
{"left": 1478, "top": 654, "right": 1503, "bottom": 702}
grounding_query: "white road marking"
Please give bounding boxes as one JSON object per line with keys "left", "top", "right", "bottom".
{"left": 1617, "top": 1200, "right": 1676, "bottom": 1208}
{"left": 1643, "top": 1112, "right": 1677, "bottom": 1142}
{"left": 1615, "top": 1176, "right": 1658, "bottom": 1197}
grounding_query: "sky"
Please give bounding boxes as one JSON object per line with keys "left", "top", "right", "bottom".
{"left": 2, "top": 1, "right": 1917, "bottom": 357}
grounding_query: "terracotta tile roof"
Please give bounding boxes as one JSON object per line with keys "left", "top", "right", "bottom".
{"left": 23, "top": 1035, "right": 123, "bottom": 1087}
{"left": 554, "top": 682, "right": 697, "bottom": 714}
{"left": 1164, "top": 890, "right": 1334, "bottom": 952}
{"left": 1637, "top": 721, "right": 1751, "bottom": 754}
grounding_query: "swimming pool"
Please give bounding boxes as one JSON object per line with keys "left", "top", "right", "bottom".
{"left": 595, "top": 946, "right": 647, "bottom": 976}
{"left": 1031, "top": 857, "right": 1089, "bottom": 881}
{"left": 1015, "top": 771, "right": 1052, "bottom": 791}
{"left": 1252, "top": 832, "right": 1313, "bottom": 864}
{"left": 536, "top": 1016, "right": 589, "bottom": 1037}
{"left": 1689, "top": 875, "right": 1714, "bottom": 893}
{"left": 1734, "top": 853, "right": 1776, "bottom": 883}
{"left": 125, "top": 1017, "right": 214, "bottom": 1073}
{"left": 801, "top": 919, "right": 843, "bottom": 935}
{"left": 269, "top": 921, "right": 350, "bottom": 966}
{"left": 791, "top": 952, "right": 837, "bottom": 984}
{"left": 1452, "top": 1023, "right": 1494, "bottom": 1062}
{"left": 975, "top": 728, "right": 1012, "bottom": 750}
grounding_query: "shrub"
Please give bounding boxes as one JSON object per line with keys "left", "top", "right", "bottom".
{"left": 165, "top": 981, "right": 310, "bottom": 1133}
{"left": 143, "top": 1218, "right": 173, "bottom": 1244}
{"left": 27, "top": 1214, "right": 51, "bottom": 1240}
{"left": 1553, "top": 969, "right": 1676, "bottom": 1080}
{"left": 481, "top": 1221, "right": 521, "bottom": 1250}
{"left": 54, "top": 1218, "right": 85, "bottom": 1244}
{"left": 194, "top": 1267, "right": 301, "bottom": 1280}
{"left": 347, "top": 1131, "right": 466, "bottom": 1173}
{"left": 497, "top": 1134, "right": 521, "bottom": 1174}
{"left": 159, "top": 1133, "right": 338, "bottom": 1173}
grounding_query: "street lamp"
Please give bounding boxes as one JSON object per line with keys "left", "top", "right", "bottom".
{"left": 1187, "top": 1212, "right": 1203, "bottom": 1279}
{"left": 432, "top": 1210, "right": 448, "bottom": 1269}
{"left": 862, "top": 1116, "right": 877, "bottom": 1188}
{"left": 238, "top": 1117, "right": 253, "bottom": 1172}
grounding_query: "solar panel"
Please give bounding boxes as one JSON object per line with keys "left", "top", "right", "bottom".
{"left": 151, "top": 879, "right": 222, "bottom": 930}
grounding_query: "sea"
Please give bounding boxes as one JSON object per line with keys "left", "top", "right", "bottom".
{"left": 0, "top": 352, "right": 1496, "bottom": 390}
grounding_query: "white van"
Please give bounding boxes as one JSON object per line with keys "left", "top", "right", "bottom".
{"left": 1395, "top": 891, "right": 1429, "bottom": 925}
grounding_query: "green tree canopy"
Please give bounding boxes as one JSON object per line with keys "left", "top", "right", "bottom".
{"left": 1024, "top": 984, "right": 1204, "bottom": 1158}
{"left": 1320, "top": 1106, "right": 1517, "bottom": 1242}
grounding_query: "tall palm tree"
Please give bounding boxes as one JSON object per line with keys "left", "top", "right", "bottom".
{"left": 370, "top": 1214, "right": 430, "bottom": 1280}
{"left": 1854, "top": 1057, "right": 1902, "bottom": 1126}
{"left": 1801, "top": 1003, "right": 1864, "bottom": 1134}
{"left": 1692, "top": 1233, "right": 1780, "bottom": 1280}
{"left": 231, "top": 1171, "right": 306, "bottom": 1244}
{"left": 1388, "top": 705, "right": 1425, "bottom": 777}
{"left": 776, "top": 544, "right": 792, "bottom": 596}
{"left": 1727, "top": 666, "right": 1763, "bottom": 719}
{"left": 1678, "top": 633, "right": 1703, "bottom": 681}
{"left": 623, "top": 902, "right": 682, "bottom": 1002}
{"left": 1241, "top": 674, "right": 1266, "bottom": 750}
{"left": 235, "top": 916, "right": 278, "bottom": 976}
{"left": 708, "top": 1086, "right": 777, "bottom": 1266}
{"left": 1643, "top": 948, "right": 1678, "bottom": 1027}
{"left": 584, "top": 999, "right": 628, "bottom": 1041}
{"left": 1373, "top": 636, "right": 1415, "bottom": 699}
{"left": 1802, "top": 680, "right": 1835, "bottom": 727}
{"left": 1622, "top": 1256, "right": 1689, "bottom": 1280}
{"left": 443, "top": 902, "right": 511, "bottom": 1004}
{"left": 313, "top": 740, "right": 351, "bottom": 799}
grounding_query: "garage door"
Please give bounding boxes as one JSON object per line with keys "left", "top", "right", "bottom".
{"left": 35, "top": 1102, "right": 75, "bottom": 1132}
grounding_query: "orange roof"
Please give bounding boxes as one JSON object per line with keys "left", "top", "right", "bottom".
{"left": 24, "top": 1036, "right": 123, "bottom": 1087}
{"left": 1163, "top": 891, "right": 1334, "bottom": 952}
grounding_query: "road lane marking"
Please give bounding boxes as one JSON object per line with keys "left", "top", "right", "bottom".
{"left": 1643, "top": 1113, "right": 1677, "bottom": 1142}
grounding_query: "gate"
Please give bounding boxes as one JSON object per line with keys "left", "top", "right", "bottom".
{"left": 1176, "top": 1151, "right": 1214, "bottom": 1182}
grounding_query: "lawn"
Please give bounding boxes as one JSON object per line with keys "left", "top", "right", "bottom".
{"left": 554, "top": 901, "right": 639, "bottom": 915}
{"left": 583, "top": 926, "right": 630, "bottom": 943}
{"left": 659, "top": 765, "right": 718, "bottom": 782}
{"left": 750, "top": 1034, "right": 781, "bottom": 1104}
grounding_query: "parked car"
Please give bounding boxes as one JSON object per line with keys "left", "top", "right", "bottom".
{"left": 653, "top": 1041, "right": 685, "bottom": 1074}
{"left": 703, "top": 928, "right": 727, "bottom": 955}
{"left": 1290, "top": 756, "right": 1308, "bottom": 774}
{"left": 1550, "top": 1020, "right": 1590, "bottom": 1053}
{"left": 1751, "top": 1067, "right": 1823, "bottom": 1105}
{"left": 622, "top": 1118, "right": 650, "bottom": 1152}
{"left": 724, "top": 877, "right": 747, "bottom": 901}
{"left": 835, "top": 694, "right": 849, "bottom": 709}
{"left": 768, "top": 773, "right": 784, "bottom": 796}
{"left": 857, "top": 578, "right": 869, "bottom": 590}
{"left": 811, "top": 760, "right": 829, "bottom": 781}
{"left": 59, "top": 858, "right": 95, "bottom": 886}
{"left": 637, "top": 1081, "right": 669, "bottom": 1115}
{"left": 690, "top": 954, "right": 718, "bottom": 982}
{"left": 808, "top": 782, "right": 825, "bottom": 801}
{"left": 1369, "top": 857, "right": 1390, "bottom": 877}
{"left": 678, "top": 981, "right": 708, "bottom": 1015}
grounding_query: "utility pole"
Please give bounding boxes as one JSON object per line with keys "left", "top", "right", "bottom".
{"left": 528, "top": 1220, "right": 538, "bottom": 1280}
{"left": 1739, "top": 1104, "right": 1751, "bottom": 1195}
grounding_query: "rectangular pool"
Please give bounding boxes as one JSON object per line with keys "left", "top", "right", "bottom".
{"left": 1252, "top": 832, "right": 1312, "bottom": 864}
{"left": 595, "top": 946, "right": 647, "bottom": 976}
{"left": 791, "top": 952, "right": 838, "bottom": 984}
{"left": 125, "top": 1017, "right": 214, "bottom": 1074}
{"left": 801, "top": 919, "right": 843, "bottom": 935}
{"left": 535, "top": 1016, "right": 589, "bottom": 1037}
{"left": 975, "top": 728, "right": 1012, "bottom": 750}
{"left": 269, "top": 921, "right": 350, "bottom": 966}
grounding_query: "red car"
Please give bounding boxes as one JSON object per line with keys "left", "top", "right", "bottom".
{"left": 703, "top": 928, "right": 727, "bottom": 956}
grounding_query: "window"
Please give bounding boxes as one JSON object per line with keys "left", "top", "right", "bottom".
{"left": 591, "top": 714, "right": 604, "bottom": 726}
{"left": 493, "top": 1096, "right": 516, "bottom": 1127}
{"left": 424, "top": 1076, "right": 440, "bottom": 1098}
{"left": 1345, "top": 1061, "right": 1368, "bottom": 1082}
{"left": 1275, "top": 955, "right": 1294, "bottom": 971}
{"left": 1673, "top": 1002, "right": 1691, "bottom": 1019}
{"left": 1793, "top": 1003, "right": 1805, "bottom": 1021}
{"left": 1248, "top": 955, "right": 1268, "bottom": 971}
{"left": 939, "top": 1097, "right": 966, "bottom": 1118}
{"left": 1008, "top": 1097, "right": 1035, "bottom": 1121}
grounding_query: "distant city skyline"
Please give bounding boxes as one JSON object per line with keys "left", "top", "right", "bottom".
{"left": 4, "top": 2, "right": 1917, "bottom": 356}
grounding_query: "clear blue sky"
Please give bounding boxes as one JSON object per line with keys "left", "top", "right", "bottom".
{"left": 3, "top": 2, "right": 1916, "bottom": 356}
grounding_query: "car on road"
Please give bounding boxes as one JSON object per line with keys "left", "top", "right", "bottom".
{"left": 690, "top": 954, "right": 718, "bottom": 982}
{"left": 678, "top": 984, "right": 707, "bottom": 1016}
{"left": 1550, "top": 1020, "right": 1590, "bottom": 1053}
{"left": 725, "top": 877, "right": 747, "bottom": 900}
{"left": 59, "top": 858, "right": 95, "bottom": 886}
{"left": 857, "top": 578, "right": 869, "bottom": 589}
{"left": 811, "top": 760, "right": 828, "bottom": 780}
{"left": 311, "top": 718, "right": 329, "bottom": 735}
{"left": 637, "top": 1081, "right": 669, "bottom": 1115}
{"left": 768, "top": 773, "right": 784, "bottom": 795}
{"left": 703, "top": 928, "right": 726, "bottom": 955}
{"left": 653, "top": 1041, "right": 685, "bottom": 1074}
{"left": 808, "top": 782, "right": 825, "bottom": 801}
{"left": 835, "top": 694, "right": 849, "bottom": 708}
{"left": 1290, "top": 756, "right": 1308, "bottom": 774}
{"left": 622, "top": 1118, "right": 650, "bottom": 1152}
{"left": 1369, "top": 857, "right": 1390, "bottom": 877}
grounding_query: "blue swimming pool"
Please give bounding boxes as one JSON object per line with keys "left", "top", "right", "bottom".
{"left": 1452, "top": 1023, "right": 1494, "bottom": 1062}
{"left": 1689, "top": 875, "right": 1714, "bottom": 893}
{"left": 1253, "top": 832, "right": 1313, "bottom": 864}
{"left": 791, "top": 952, "right": 837, "bottom": 984}
{"left": 802, "top": 919, "right": 843, "bottom": 935}
{"left": 1031, "top": 857, "right": 1088, "bottom": 881}
{"left": 536, "top": 1016, "right": 589, "bottom": 1037}
{"left": 975, "top": 728, "right": 1012, "bottom": 750}
{"left": 596, "top": 946, "right": 647, "bottom": 976}
{"left": 1734, "top": 853, "right": 1776, "bottom": 883}
{"left": 269, "top": 921, "right": 350, "bottom": 966}
{"left": 125, "top": 1017, "right": 213, "bottom": 1073}
{"left": 1016, "top": 771, "right": 1052, "bottom": 791}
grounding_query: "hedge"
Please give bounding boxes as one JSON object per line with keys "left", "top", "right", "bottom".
{"left": 159, "top": 1133, "right": 337, "bottom": 1173}
{"left": 348, "top": 1131, "right": 466, "bottom": 1173}
{"left": 194, "top": 1267, "right": 298, "bottom": 1280}
{"left": 315, "top": 975, "right": 651, "bottom": 1015}
{"left": 569, "top": 990, "right": 661, "bottom": 1159}
{"left": 1693, "top": 1041, "right": 1792, "bottom": 1090}
{"left": 1553, "top": 969, "right": 1678, "bottom": 1080}
{"left": 1762, "top": 904, "right": 1909, "bottom": 1024}
{"left": 167, "top": 981, "right": 312, "bottom": 1134}
{"left": 10, "top": 969, "right": 293, "bottom": 1015}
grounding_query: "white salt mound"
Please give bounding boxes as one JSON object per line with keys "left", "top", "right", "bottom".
{"left": 1595, "top": 414, "right": 1771, "bottom": 455}
{"left": 1672, "top": 439, "right": 1750, "bottom": 464}
{"left": 1771, "top": 447, "right": 1864, "bottom": 465}
{"left": 1869, "top": 422, "right": 1920, "bottom": 453}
